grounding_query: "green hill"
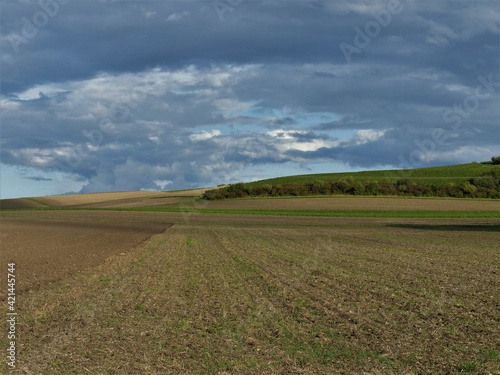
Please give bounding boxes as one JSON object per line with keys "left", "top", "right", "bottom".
{"left": 205, "top": 162, "right": 500, "bottom": 200}
{"left": 246, "top": 163, "right": 498, "bottom": 187}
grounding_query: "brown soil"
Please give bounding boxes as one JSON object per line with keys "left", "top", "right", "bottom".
{"left": 2, "top": 210, "right": 498, "bottom": 374}
{"left": 0, "top": 199, "right": 48, "bottom": 210}
{"left": 0, "top": 217, "right": 171, "bottom": 293}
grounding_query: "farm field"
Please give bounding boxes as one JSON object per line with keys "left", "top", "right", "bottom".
{"left": 1, "top": 196, "right": 499, "bottom": 374}
{"left": 199, "top": 196, "right": 500, "bottom": 211}
{"left": 0, "top": 217, "right": 171, "bottom": 292}
{"left": 3, "top": 193, "right": 500, "bottom": 218}
{"left": 0, "top": 188, "right": 210, "bottom": 210}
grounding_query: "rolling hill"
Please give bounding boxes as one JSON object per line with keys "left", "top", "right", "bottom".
{"left": 205, "top": 162, "right": 500, "bottom": 200}
{"left": 0, "top": 188, "right": 211, "bottom": 210}
{"left": 245, "top": 162, "right": 499, "bottom": 187}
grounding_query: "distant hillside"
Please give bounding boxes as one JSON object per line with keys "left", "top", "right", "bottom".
{"left": 0, "top": 198, "right": 49, "bottom": 210}
{"left": 205, "top": 163, "right": 500, "bottom": 200}
{"left": 0, "top": 188, "right": 212, "bottom": 210}
{"left": 246, "top": 163, "right": 497, "bottom": 187}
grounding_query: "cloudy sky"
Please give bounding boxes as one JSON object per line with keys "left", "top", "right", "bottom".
{"left": 1, "top": 0, "right": 499, "bottom": 198}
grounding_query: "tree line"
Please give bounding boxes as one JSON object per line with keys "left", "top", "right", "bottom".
{"left": 204, "top": 168, "right": 500, "bottom": 200}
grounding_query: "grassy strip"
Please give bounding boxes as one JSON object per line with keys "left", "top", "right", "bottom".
{"left": 30, "top": 207, "right": 500, "bottom": 218}
{"left": 127, "top": 208, "right": 500, "bottom": 218}
{"left": 26, "top": 197, "right": 53, "bottom": 207}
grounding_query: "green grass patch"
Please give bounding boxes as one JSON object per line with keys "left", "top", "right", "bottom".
{"left": 458, "top": 362, "right": 477, "bottom": 372}
{"left": 26, "top": 198, "right": 53, "bottom": 207}
{"left": 53, "top": 206, "right": 500, "bottom": 218}
{"left": 245, "top": 163, "right": 498, "bottom": 187}
{"left": 4, "top": 205, "right": 499, "bottom": 218}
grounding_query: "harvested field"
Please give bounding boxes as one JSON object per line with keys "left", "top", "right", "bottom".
{"left": 1, "top": 208, "right": 499, "bottom": 374}
{"left": 39, "top": 191, "right": 170, "bottom": 206}
{"left": 0, "top": 217, "right": 171, "bottom": 292}
{"left": 59, "top": 196, "right": 191, "bottom": 209}
{"left": 37, "top": 188, "right": 212, "bottom": 206}
{"left": 3, "top": 194, "right": 499, "bottom": 213}
{"left": 0, "top": 199, "right": 48, "bottom": 210}
{"left": 0, "top": 188, "right": 211, "bottom": 209}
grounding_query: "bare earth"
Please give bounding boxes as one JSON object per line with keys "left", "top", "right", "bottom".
{"left": 0, "top": 217, "right": 171, "bottom": 292}
{"left": 0, "top": 194, "right": 499, "bottom": 373}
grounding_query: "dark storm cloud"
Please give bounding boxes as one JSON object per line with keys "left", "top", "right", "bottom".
{"left": 1, "top": 0, "right": 346, "bottom": 93}
{"left": 23, "top": 175, "right": 52, "bottom": 181}
{"left": 0, "top": 0, "right": 498, "bottom": 193}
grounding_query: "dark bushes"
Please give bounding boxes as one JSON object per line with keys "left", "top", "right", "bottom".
{"left": 204, "top": 169, "right": 500, "bottom": 200}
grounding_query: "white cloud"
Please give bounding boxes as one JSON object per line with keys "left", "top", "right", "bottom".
{"left": 267, "top": 129, "right": 307, "bottom": 140}
{"left": 166, "top": 11, "right": 189, "bottom": 22}
{"left": 351, "top": 129, "right": 389, "bottom": 145}
{"left": 266, "top": 129, "right": 339, "bottom": 152}
{"left": 141, "top": 7, "right": 157, "bottom": 18}
{"left": 7, "top": 66, "right": 247, "bottom": 124}
{"left": 190, "top": 130, "right": 221, "bottom": 141}
{"left": 154, "top": 179, "right": 172, "bottom": 189}
{"left": 0, "top": 99, "right": 20, "bottom": 111}
{"left": 10, "top": 148, "right": 55, "bottom": 167}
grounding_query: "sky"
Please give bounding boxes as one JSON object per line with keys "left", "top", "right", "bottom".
{"left": 0, "top": 0, "right": 499, "bottom": 199}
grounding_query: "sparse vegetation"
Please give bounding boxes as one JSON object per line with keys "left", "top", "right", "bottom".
{"left": 1, "top": 211, "right": 498, "bottom": 373}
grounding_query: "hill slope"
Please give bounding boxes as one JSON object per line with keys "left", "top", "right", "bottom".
{"left": 0, "top": 188, "right": 211, "bottom": 209}
{"left": 205, "top": 163, "right": 500, "bottom": 199}
{"left": 245, "top": 163, "right": 498, "bottom": 187}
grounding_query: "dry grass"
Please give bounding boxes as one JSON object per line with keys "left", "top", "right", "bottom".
{"left": 0, "top": 188, "right": 212, "bottom": 209}
{"left": 1, "top": 211, "right": 499, "bottom": 374}
{"left": 0, "top": 199, "right": 48, "bottom": 210}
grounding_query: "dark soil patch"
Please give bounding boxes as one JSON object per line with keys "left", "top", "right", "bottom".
{"left": 0, "top": 218, "right": 171, "bottom": 293}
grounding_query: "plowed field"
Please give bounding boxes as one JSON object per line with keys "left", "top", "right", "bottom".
{"left": 1, "top": 207, "right": 499, "bottom": 374}
{"left": 0, "top": 217, "right": 171, "bottom": 292}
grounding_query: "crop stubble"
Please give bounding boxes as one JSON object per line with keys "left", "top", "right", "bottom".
{"left": 0, "top": 208, "right": 498, "bottom": 374}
